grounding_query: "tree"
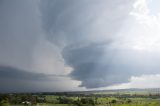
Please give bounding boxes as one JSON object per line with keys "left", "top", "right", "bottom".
{"left": 0, "top": 98, "right": 9, "bottom": 106}
{"left": 126, "top": 99, "right": 132, "bottom": 103}
{"left": 111, "top": 99, "right": 117, "bottom": 104}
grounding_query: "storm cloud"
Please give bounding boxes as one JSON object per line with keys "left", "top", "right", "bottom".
{"left": 0, "top": 66, "right": 55, "bottom": 92}
{"left": 1, "top": 0, "right": 160, "bottom": 92}
{"left": 0, "top": 66, "right": 51, "bottom": 81}
{"left": 40, "top": 0, "right": 135, "bottom": 88}
{"left": 62, "top": 42, "right": 160, "bottom": 88}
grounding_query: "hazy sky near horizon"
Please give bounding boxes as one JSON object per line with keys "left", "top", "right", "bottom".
{"left": 1, "top": 0, "right": 160, "bottom": 92}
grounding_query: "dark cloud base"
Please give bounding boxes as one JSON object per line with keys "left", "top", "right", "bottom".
{"left": 62, "top": 43, "right": 130, "bottom": 88}
{"left": 0, "top": 66, "right": 55, "bottom": 93}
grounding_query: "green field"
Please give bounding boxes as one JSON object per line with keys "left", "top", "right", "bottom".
{"left": 10, "top": 97, "right": 160, "bottom": 106}
{"left": 1, "top": 89, "right": 160, "bottom": 106}
{"left": 38, "top": 96, "right": 160, "bottom": 106}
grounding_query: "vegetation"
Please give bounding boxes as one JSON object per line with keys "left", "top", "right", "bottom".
{"left": 1, "top": 89, "right": 160, "bottom": 106}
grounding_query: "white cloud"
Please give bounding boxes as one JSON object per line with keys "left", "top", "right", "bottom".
{"left": 118, "top": 0, "right": 160, "bottom": 52}
{"left": 108, "top": 74, "right": 160, "bottom": 89}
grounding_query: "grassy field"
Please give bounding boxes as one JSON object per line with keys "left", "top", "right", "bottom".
{"left": 33, "top": 95, "right": 160, "bottom": 106}
{"left": 3, "top": 89, "right": 160, "bottom": 106}
{"left": 10, "top": 98, "right": 160, "bottom": 106}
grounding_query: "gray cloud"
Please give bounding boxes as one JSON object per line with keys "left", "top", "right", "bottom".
{"left": 62, "top": 43, "right": 130, "bottom": 88}
{"left": 0, "top": 0, "right": 41, "bottom": 70}
{"left": 40, "top": 0, "right": 134, "bottom": 46}
{"left": 0, "top": 65, "right": 74, "bottom": 93}
{"left": 0, "top": 0, "right": 76, "bottom": 92}
{"left": 62, "top": 42, "right": 160, "bottom": 88}
{"left": 1, "top": 0, "right": 159, "bottom": 91}
{"left": 40, "top": 0, "right": 137, "bottom": 88}
{"left": 0, "top": 66, "right": 53, "bottom": 81}
{"left": 0, "top": 66, "right": 52, "bottom": 92}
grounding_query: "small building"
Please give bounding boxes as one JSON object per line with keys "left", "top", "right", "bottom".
{"left": 22, "top": 101, "right": 31, "bottom": 106}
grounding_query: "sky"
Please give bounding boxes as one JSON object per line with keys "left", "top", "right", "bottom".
{"left": 1, "top": 0, "right": 160, "bottom": 92}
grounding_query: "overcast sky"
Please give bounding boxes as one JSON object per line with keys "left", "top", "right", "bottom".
{"left": 1, "top": 0, "right": 160, "bottom": 92}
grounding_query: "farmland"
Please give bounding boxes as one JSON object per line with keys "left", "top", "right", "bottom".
{"left": 1, "top": 89, "right": 160, "bottom": 106}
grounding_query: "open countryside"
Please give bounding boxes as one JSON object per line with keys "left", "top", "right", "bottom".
{"left": 1, "top": 89, "right": 160, "bottom": 106}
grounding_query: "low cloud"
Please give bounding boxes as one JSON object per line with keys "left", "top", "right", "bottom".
{"left": 0, "top": 66, "right": 59, "bottom": 92}
{"left": 0, "top": 65, "right": 82, "bottom": 92}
